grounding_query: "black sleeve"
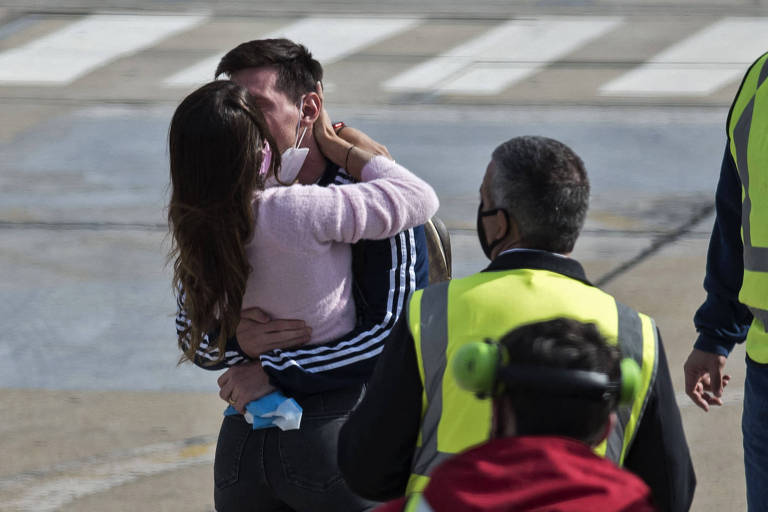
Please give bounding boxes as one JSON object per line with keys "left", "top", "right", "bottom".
{"left": 623, "top": 331, "right": 696, "bottom": 512}
{"left": 175, "top": 285, "right": 251, "bottom": 370}
{"left": 338, "top": 315, "right": 423, "bottom": 501}
{"left": 693, "top": 144, "right": 751, "bottom": 356}
{"left": 262, "top": 229, "right": 419, "bottom": 393}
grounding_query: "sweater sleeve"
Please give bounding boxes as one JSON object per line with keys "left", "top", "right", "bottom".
{"left": 258, "top": 156, "right": 439, "bottom": 249}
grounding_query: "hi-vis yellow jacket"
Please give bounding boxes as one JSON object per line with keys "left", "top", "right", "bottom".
{"left": 726, "top": 51, "right": 768, "bottom": 363}
{"left": 405, "top": 252, "right": 658, "bottom": 494}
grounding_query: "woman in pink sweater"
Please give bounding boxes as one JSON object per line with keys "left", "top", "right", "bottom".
{"left": 168, "top": 80, "right": 438, "bottom": 370}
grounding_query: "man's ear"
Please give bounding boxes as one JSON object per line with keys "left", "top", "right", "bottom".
{"left": 300, "top": 91, "right": 322, "bottom": 125}
{"left": 494, "top": 209, "right": 515, "bottom": 242}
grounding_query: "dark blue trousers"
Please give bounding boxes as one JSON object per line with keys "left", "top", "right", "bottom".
{"left": 744, "top": 356, "right": 768, "bottom": 512}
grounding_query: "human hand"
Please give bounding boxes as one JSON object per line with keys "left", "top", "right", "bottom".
{"left": 311, "top": 81, "right": 343, "bottom": 155}
{"left": 218, "top": 361, "right": 275, "bottom": 414}
{"left": 314, "top": 79, "right": 391, "bottom": 159}
{"left": 236, "top": 307, "right": 311, "bottom": 358}
{"left": 312, "top": 82, "right": 374, "bottom": 177}
{"left": 313, "top": 105, "right": 343, "bottom": 158}
{"left": 683, "top": 348, "right": 731, "bottom": 411}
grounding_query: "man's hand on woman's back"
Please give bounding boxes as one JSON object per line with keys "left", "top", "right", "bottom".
{"left": 236, "top": 307, "right": 312, "bottom": 358}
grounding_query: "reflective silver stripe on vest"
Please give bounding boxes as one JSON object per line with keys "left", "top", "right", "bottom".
{"left": 412, "top": 281, "right": 453, "bottom": 476}
{"left": 732, "top": 57, "right": 768, "bottom": 324}
{"left": 736, "top": 113, "right": 768, "bottom": 327}
{"left": 750, "top": 307, "right": 768, "bottom": 331}
{"left": 734, "top": 57, "right": 768, "bottom": 273}
{"left": 630, "top": 319, "right": 659, "bottom": 451}
{"left": 760, "top": 57, "right": 768, "bottom": 88}
{"left": 606, "top": 301, "right": 659, "bottom": 463}
{"left": 412, "top": 286, "right": 657, "bottom": 471}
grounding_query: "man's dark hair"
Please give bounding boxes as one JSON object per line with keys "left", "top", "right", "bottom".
{"left": 489, "top": 136, "right": 589, "bottom": 254}
{"left": 497, "top": 318, "right": 620, "bottom": 444}
{"left": 216, "top": 38, "right": 323, "bottom": 103}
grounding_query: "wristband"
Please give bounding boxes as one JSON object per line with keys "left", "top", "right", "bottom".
{"left": 333, "top": 121, "right": 346, "bottom": 135}
{"left": 345, "top": 145, "right": 356, "bottom": 170}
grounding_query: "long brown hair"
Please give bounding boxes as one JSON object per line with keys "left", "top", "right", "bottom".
{"left": 168, "top": 80, "right": 279, "bottom": 364}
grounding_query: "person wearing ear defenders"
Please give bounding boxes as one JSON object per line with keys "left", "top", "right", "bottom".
{"left": 375, "top": 318, "right": 658, "bottom": 512}
{"left": 339, "top": 136, "right": 694, "bottom": 512}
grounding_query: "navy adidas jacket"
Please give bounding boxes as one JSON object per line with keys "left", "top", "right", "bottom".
{"left": 176, "top": 160, "right": 429, "bottom": 394}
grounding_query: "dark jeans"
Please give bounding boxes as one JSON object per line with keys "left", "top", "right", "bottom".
{"left": 214, "top": 385, "right": 379, "bottom": 512}
{"left": 744, "top": 356, "right": 768, "bottom": 512}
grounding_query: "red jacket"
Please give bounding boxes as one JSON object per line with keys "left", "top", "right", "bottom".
{"left": 376, "top": 436, "right": 657, "bottom": 512}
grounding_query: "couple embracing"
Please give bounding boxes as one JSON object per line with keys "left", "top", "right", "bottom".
{"left": 168, "top": 38, "right": 438, "bottom": 511}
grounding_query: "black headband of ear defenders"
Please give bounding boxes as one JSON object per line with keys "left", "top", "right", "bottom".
{"left": 452, "top": 339, "right": 640, "bottom": 405}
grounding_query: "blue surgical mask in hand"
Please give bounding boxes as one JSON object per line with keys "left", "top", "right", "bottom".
{"left": 223, "top": 391, "right": 303, "bottom": 431}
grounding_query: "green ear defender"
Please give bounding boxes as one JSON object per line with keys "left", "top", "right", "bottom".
{"left": 451, "top": 341, "right": 506, "bottom": 397}
{"left": 452, "top": 340, "right": 642, "bottom": 405}
{"left": 618, "top": 357, "right": 641, "bottom": 404}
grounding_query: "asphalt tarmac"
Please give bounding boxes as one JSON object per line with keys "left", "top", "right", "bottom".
{"left": 0, "top": 2, "right": 757, "bottom": 510}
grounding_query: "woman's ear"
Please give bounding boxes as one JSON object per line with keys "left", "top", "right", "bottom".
{"left": 301, "top": 91, "right": 322, "bottom": 125}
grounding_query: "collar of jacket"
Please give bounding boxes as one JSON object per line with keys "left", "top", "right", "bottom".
{"left": 316, "top": 158, "right": 342, "bottom": 187}
{"left": 483, "top": 249, "right": 593, "bottom": 287}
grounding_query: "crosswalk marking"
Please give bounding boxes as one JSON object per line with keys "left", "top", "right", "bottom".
{"left": 601, "top": 17, "right": 768, "bottom": 96}
{"left": 384, "top": 17, "right": 623, "bottom": 96}
{"left": 0, "top": 13, "right": 761, "bottom": 100}
{"left": 0, "top": 14, "right": 207, "bottom": 85}
{"left": 164, "top": 16, "right": 420, "bottom": 87}
{"left": 440, "top": 63, "right": 533, "bottom": 95}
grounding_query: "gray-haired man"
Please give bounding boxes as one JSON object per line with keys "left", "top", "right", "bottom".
{"left": 339, "top": 135, "right": 695, "bottom": 512}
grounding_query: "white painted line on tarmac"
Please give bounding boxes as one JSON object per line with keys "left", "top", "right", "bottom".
{"left": 164, "top": 16, "right": 420, "bottom": 87}
{"left": 603, "top": 67, "right": 745, "bottom": 97}
{"left": 384, "top": 17, "right": 623, "bottom": 96}
{"left": 279, "top": 17, "right": 420, "bottom": 63}
{"left": 0, "top": 436, "right": 215, "bottom": 511}
{"left": 0, "top": 14, "right": 207, "bottom": 85}
{"left": 439, "top": 64, "right": 533, "bottom": 95}
{"left": 601, "top": 17, "right": 768, "bottom": 96}
{"left": 162, "top": 55, "right": 218, "bottom": 87}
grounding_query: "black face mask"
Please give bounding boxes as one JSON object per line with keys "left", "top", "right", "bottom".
{"left": 477, "top": 201, "right": 510, "bottom": 260}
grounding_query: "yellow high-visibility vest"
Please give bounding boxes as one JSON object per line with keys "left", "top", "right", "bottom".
{"left": 727, "top": 51, "right": 768, "bottom": 363}
{"left": 403, "top": 493, "right": 432, "bottom": 512}
{"left": 405, "top": 266, "right": 658, "bottom": 494}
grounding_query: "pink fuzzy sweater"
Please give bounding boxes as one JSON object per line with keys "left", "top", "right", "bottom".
{"left": 243, "top": 156, "right": 439, "bottom": 345}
